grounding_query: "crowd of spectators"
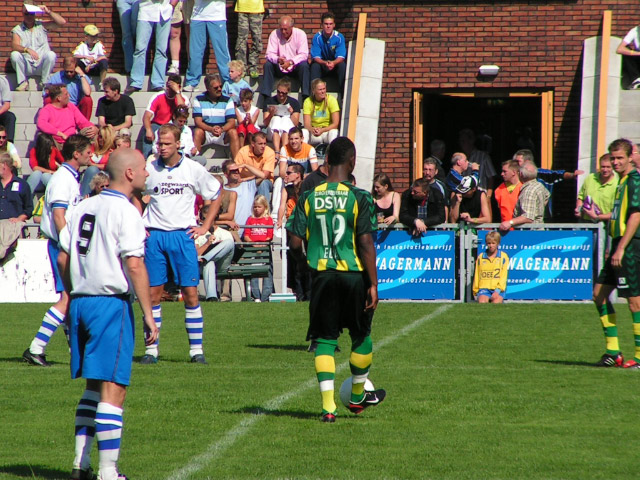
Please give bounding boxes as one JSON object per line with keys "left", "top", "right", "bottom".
{"left": 0, "top": 2, "right": 612, "bottom": 303}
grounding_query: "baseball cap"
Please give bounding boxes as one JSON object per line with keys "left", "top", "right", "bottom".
{"left": 84, "top": 24, "right": 100, "bottom": 36}
{"left": 455, "top": 175, "right": 477, "bottom": 194}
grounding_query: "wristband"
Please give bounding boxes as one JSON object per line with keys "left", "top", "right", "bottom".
{"left": 509, "top": 220, "right": 514, "bottom": 226}
{"left": 23, "top": 47, "right": 29, "bottom": 53}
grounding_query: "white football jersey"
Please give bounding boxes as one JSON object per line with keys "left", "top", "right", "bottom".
{"left": 143, "top": 156, "right": 221, "bottom": 231}
{"left": 59, "top": 189, "right": 146, "bottom": 296}
{"left": 40, "top": 163, "right": 83, "bottom": 242}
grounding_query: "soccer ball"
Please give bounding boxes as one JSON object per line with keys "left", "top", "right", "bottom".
{"left": 339, "top": 376, "right": 375, "bottom": 407}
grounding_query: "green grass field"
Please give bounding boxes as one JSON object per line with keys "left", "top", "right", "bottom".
{"left": 2, "top": 302, "right": 640, "bottom": 480}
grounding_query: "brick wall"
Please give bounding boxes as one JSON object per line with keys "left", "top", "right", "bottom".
{"left": 3, "top": 1, "right": 639, "bottom": 218}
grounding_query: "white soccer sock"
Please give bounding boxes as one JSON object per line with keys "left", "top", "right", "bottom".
{"left": 30, "top": 306, "right": 65, "bottom": 355}
{"left": 145, "top": 305, "right": 162, "bottom": 357}
{"left": 73, "top": 390, "right": 100, "bottom": 470}
{"left": 96, "top": 402, "right": 123, "bottom": 480}
{"left": 185, "top": 305, "right": 203, "bottom": 357}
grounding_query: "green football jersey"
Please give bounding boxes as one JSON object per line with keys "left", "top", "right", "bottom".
{"left": 610, "top": 170, "right": 640, "bottom": 239}
{"left": 286, "top": 181, "right": 376, "bottom": 271}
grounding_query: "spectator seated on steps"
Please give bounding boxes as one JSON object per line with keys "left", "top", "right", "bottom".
{"left": 142, "top": 73, "right": 189, "bottom": 159}
{"left": 302, "top": 79, "right": 340, "bottom": 147}
{"left": 43, "top": 57, "right": 93, "bottom": 122}
{"left": 11, "top": 4, "right": 65, "bottom": 92}
{"left": 234, "top": 131, "right": 276, "bottom": 202}
{"left": 72, "top": 24, "right": 109, "bottom": 84}
{"left": 192, "top": 73, "right": 239, "bottom": 159}
{"left": 258, "top": 15, "right": 310, "bottom": 103}
{"left": 27, "top": 132, "right": 62, "bottom": 194}
{"left": 263, "top": 78, "right": 301, "bottom": 156}
{"left": 310, "top": 11, "right": 347, "bottom": 99}
{"left": 36, "top": 84, "right": 98, "bottom": 147}
{"left": 96, "top": 77, "right": 136, "bottom": 134}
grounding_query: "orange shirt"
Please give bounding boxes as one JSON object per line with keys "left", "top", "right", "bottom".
{"left": 235, "top": 145, "right": 276, "bottom": 180}
{"left": 494, "top": 181, "right": 522, "bottom": 221}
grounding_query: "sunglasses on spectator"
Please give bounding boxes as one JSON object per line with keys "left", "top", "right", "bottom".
{"left": 285, "top": 170, "right": 296, "bottom": 175}
{"left": 277, "top": 90, "right": 288, "bottom": 95}
{"left": 0, "top": 136, "right": 7, "bottom": 140}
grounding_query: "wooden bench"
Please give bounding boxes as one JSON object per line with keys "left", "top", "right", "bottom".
{"left": 216, "top": 242, "right": 272, "bottom": 301}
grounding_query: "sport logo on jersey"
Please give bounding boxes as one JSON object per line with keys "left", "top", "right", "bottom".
{"left": 154, "top": 182, "right": 190, "bottom": 195}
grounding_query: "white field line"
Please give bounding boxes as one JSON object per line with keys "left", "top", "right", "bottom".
{"left": 165, "top": 303, "right": 453, "bottom": 480}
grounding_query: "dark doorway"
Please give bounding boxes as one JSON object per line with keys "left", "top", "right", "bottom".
{"left": 422, "top": 93, "right": 542, "bottom": 176}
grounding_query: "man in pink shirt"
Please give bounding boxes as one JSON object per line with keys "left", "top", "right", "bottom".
{"left": 259, "top": 16, "right": 310, "bottom": 104}
{"left": 36, "top": 84, "right": 97, "bottom": 146}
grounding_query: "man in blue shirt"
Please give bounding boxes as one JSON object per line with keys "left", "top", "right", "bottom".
{"left": 45, "top": 57, "right": 93, "bottom": 121}
{"left": 0, "top": 153, "right": 32, "bottom": 222}
{"left": 310, "top": 12, "right": 347, "bottom": 97}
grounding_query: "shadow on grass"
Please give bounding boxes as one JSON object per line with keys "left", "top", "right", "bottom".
{"left": 233, "top": 406, "right": 319, "bottom": 419}
{"left": 534, "top": 359, "right": 597, "bottom": 367}
{"left": 247, "top": 344, "right": 308, "bottom": 351}
{"left": 0, "top": 464, "right": 68, "bottom": 479}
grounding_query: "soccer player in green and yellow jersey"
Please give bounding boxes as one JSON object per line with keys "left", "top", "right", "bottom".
{"left": 593, "top": 138, "right": 640, "bottom": 368}
{"left": 286, "top": 137, "right": 386, "bottom": 422}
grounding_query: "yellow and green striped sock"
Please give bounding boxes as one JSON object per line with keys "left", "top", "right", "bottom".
{"left": 350, "top": 335, "right": 373, "bottom": 404}
{"left": 597, "top": 301, "right": 619, "bottom": 354}
{"left": 315, "top": 339, "right": 337, "bottom": 415}
{"left": 632, "top": 311, "right": 640, "bottom": 362}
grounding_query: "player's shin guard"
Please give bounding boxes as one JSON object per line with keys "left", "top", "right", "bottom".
{"left": 29, "top": 307, "right": 65, "bottom": 355}
{"left": 185, "top": 305, "right": 203, "bottom": 357}
{"left": 597, "top": 301, "right": 620, "bottom": 354}
{"left": 349, "top": 335, "right": 373, "bottom": 403}
{"left": 95, "top": 402, "right": 123, "bottom": 480}
{"left": 315, "top": 339, "right": 337, "bottom": 414}
{"left": 632, "top": 311, "right": 640, "bottom": 362}
{"left": 145, "top": 305, "right": 162, "bottom": 357}
{"left": 73, "top": 390, "right": 100, "bottom": 470}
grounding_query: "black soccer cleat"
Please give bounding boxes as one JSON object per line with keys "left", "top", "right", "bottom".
{"left": 595, "top": 352, "right": 624, "bottom": 367}
{"left": 69, "top": 466, "right": 97, "bottom": 480}
{"left": 23, "top": 348, "right": 51, "bottom": 367}
{"left": 347, "top": 389, "right": 387, "bottom": 414}
{"left": 191, "top": 354, "right": 208, "bottom": 365}
{"left": 322, "top": 412, "right": 336, "bottom": 423}
{"left": 139, "top": 354, "right": 158, "bottom": 365}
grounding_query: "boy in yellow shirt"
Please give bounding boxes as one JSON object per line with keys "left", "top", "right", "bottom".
{"left": 473, "top": 231, "right": 509, "bottom": 303}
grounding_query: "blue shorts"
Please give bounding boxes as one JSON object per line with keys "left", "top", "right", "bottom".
{"left": 70, "top": 295, "right": 135, "bottom": 386}
{"left": 47, "top": 239, "right": 65, "bottom": 293}
{"left": 145, "top": 229, "right": 200, "bottom": 287}
{"left": 477, "top": 288, "right": 504, "bottom": 299}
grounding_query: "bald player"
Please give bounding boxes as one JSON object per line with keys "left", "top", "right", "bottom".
{"left": 58, "top": 148, "right": 158, "bottom": 480}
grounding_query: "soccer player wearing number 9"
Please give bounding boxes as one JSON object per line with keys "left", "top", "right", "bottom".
{"left": 286, "top": 137, "right": 386, "bottom": 423}
{"left": 57, "top": 149, "right": 158, "bottom": 480}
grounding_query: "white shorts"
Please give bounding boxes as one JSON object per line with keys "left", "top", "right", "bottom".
{"left": 267, "top": 116, "right": 295, "bottom": 135}
{"left": 204, "top": 131, "right": 230, "bottom": 147}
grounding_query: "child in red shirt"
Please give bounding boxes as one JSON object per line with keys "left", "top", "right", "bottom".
{"left": 243, "top": 195, "right": 274, "bottom": 301}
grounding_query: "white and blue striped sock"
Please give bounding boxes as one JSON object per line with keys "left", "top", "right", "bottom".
{"left": 29, "top": 307, "right": 65, "bottom": 355}
{"left": 145, "top": 305, "right": 162, "bottom": 357}
{"left": 73, "top": 389, "right": 100, "bottom": 470}
{"left": 185, "top": 305, "right": 203, "bottom": 357}
{"left": 96, "top": 402, "right": 123, "bottom": 480}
